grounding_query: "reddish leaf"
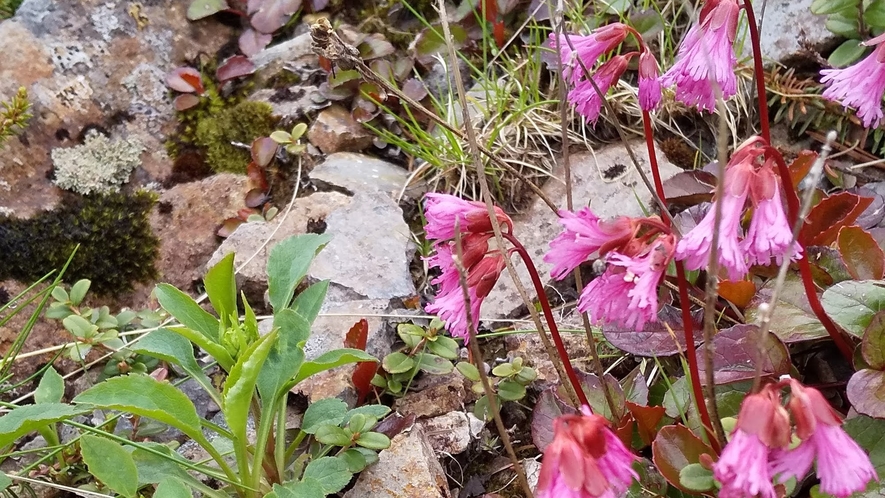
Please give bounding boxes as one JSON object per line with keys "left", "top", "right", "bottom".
{"left": 788, "top": 150, "right": 817, "bottom": 189}
{"left": 173, "top": 94, "right": 201, "bottom": 111}
{"left": 166, "top": 67, "right": 204, "bottom": 94}
{"left": 847, "top": 369, "right": 885, "bottom": 418}
{"left": 237, "top": 207, "right": 259, "bottom": 220}
{"left": 250, "top": 0, "right": 302, "bottom": 33}
{"left": 718, "top": 280, "right": 756, "bottom": 308}
{"left": 481, "top": 0, "right": 497, "bottom": 22}
{"left": 652, "top": 425, "right": 716, "bottom": 492}
{"left": 344, "top": 319, "right": 374, "bottom": 405}
{"left": 239, "top": 28, "right": 273, "bottom": 57}
{"left": 319, "top": 55, "right": 332, "bottom": 72}
{"left": 493, "top": 20, "right": 505, "bottom": 49}
{"left": 575, "top": 372, "right": 625, "bottom": 422}
{"left": 217, "top": 218, "right": 244, "bottom": 238}
{"left": 626, "top": 401, "right": 666, "bottom": 446}
{"left": 662, "top": 170, "right": 716, "bottom": 207}
{"left": 246, "top": 162, "right": 269, "bottom": 191}
{"left": 251, "top": 137, "right": 278, "bottom": 167}
{"left": 344, "top": 318, "right": 368, "bottom": 349}
{"left": 696, "top": 324, "right": 791, "bottom": 384}
{"left": 862, "top": 311, "right": 885, "bottom": 370}
{"left": 244, "top": 188, "right": 269, "bottom": 208}
{"left": 800, "top": 192, "right": 874, "bottom": 246}
{"left": 216, "top": 55, "right": 256, "bottom": 82}
{"left": 838, "top": 226, "right": 885, "bottom": 280}
{"left": 531, "top": 388, "right": 578, "bottom": 452}
{"left": 375, "top": 412, "right": 416, "bottom": 439}
{"left": 603, "top": 305, "right": 704, "bottom": 356}
{"left": 615, "top": 415, "right": 635, "bottom": 447}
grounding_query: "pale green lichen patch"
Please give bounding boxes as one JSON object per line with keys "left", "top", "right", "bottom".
{"left": 51, "top": 130, "right": 144, "bottom": 195}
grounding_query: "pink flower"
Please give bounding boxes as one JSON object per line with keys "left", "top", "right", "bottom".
{"left": 536, "top": 407, "right": 638, "bottom": 498}
{"left": 638, "top": 51, "right": 662, "bottom": 111}
{"left": 714, "top": 386, "right": 791, "bottom": 498}
{"left": 548, "top": 24, "right": 629, "bottom": 84}
{"left": 424, "top": 193, "right": 512, "bottom": 241}
{"left": 821, "top": 36, "right": 885, "bottom": 128}
{"left": 770, "top": 381, "right": 877, "bottom": 498}
{"left": 544, "top": 208, "right": 633, "bottom": 280}
{"left": 742, "top": 167, "right": 802, "bottom": 266}
{"left": 568, "top": 55, "right": 631, "bottom": 124}
{"left": 660, "top": 0, "right": 740, "bottom": 112}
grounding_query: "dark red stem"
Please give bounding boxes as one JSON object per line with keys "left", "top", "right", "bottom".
{"left": 643, "top": 111, "right": 721, "bottom": 453}
{"left": 742, "top": 0, "right": 770, "bottom": 143}
{"left": 502, "top": 233, "right": 590, "bottom": 408}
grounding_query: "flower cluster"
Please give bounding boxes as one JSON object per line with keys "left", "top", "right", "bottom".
{"left": 536, "top": 406, "right": 638, "bottom": 498}
{"left": 820, "top": 33, "right": 885, "bottom": 129}
{"left": 675, "top": 137, "right": 800, "bottom": 281}
{"left": 544, "top": 208, "right": 675, "bottom": 330}
{"left": 423, "top": 193, "right": 512, "bottom": 342}
{"left": 715, "top": 378, "right": 877, "bottom": 498}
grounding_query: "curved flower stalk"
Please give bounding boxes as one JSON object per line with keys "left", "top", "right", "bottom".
{"left": 675, "top": 137, "right": 800, "bottom": 281}
{"left": 536, "top": 406, "right": 638, "bottom": 498}
{"left": 820, "top": 33, "right": 885, "bottom": 128}
{"left": 660, "top": 0, "right": 741, "bottom": 112}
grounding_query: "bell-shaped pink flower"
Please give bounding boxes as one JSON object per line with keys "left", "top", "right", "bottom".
{"left": 638, "top": 50, "right": 662, "bottom": 111}
{"left": 770, "top": 380, "right": 877, "bottom": 498}
{"left": 544, "top": 208, "right": 634, "bottom": 280}
{"left": 548, "top": 24, "right": 629, "bottom": 84}
{"left": 742, "top": 166, "right": 802, "bottom": 266}
{"left": 424, "top": 193, "right": 512, "bottom": 241}
{"left": 715, "top": 386, "right": 792, "bottom": 498}
{"left": 660, "top": 0, "right": 740, "bottom": 112}
{"left": 821, "top": 36, "right": 885, "bottom": 128}
{"left": 537, "top": 406, "right": 638, "bottom": 498}
{"left": 568, "top": 55, "right": 631, "bottom": 124}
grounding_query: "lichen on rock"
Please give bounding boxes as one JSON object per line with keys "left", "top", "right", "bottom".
{"left": 51, "top": 129, "right": 144, "bottom": 195}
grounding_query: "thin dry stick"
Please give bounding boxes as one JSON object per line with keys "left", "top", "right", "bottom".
{"left": 433, "top": 0, "right": 581, "bottom": 408}
{"left": 752, "top": 132, "right": 836, "bottom": 392}
{"left": 452, "top": 228, "right": 534, "bottom": 498}
{"left": 549, "top": 0, "right": 620, "bottom": 420}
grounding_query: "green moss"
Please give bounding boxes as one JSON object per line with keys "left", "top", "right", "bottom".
{"left": 193, "top": 101, "right": 276, "bottom": 174}
{"left": 0, "top": 192, "right": 159, "bottom": 295}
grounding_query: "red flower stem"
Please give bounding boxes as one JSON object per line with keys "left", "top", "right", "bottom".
{"left": 503, "top": 233, "right": 590, "bottom": 408}
{"left": 643, "top": 111, "right": 721, "bottom": 453}
{"left": 769, "top": 153, "right": 855, "bottom": 361}
{"left": 742, "top": 0, "right": 770, "bottom": 143}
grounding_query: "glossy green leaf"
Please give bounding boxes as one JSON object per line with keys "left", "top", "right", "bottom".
{"left": 187, "top": 0, "right": 228, "bottom": 20}
{"left": 74, "top": 375, "right": 203, "bottom": 441}
{"left": 154, "top": 478, "right": 193, "bottom": 498}
{"left": 303, "top": 456, "right": 352, "bottom": 494}
{"left": 0, "top": 403, "right": 86, "bottom": 448}
{"left": 34, "top": 366, "right": 64, "bottom": 404}
{"left": 302, "top": 398, "right": 348, "bottom": 434}
{"left": 223, "top": 329, "right": 278, "bottom": 444}
{"left": 204, "top": 253, "right": 237, "bottom": 329}
{"left": 822, "top": 280, "right": 885, "bottom": 338}
{"left": 69, "top": 279, "right": 91, "bottom": 306}
{"left": 828, "top": 12, "right": 860, "bottom": 37}
{"left": 315, "top": 425, "right": 352, "bottom": 446}
{"left": 133, "top": 328, "right": 215, "bottom": 398}
{"left": 267, "top": 234, "right": 331, "bottom": 311}
{"left": 80, "top": 435, "right": 138, "bottom": 498}
{"left": 427, "top": 335, "right": 458, "bottom": 360}
{"left": 291, "top": 280, "right": 329, "bottom": 325}
{"left": 165, "top": 325, "right": 233, "bottom": 371}
{"left": 828, "top": 39, "right": 867, "bottom": 68}
{"left": 678, "top": 463, "right": 715, "bottom": 492}
{"left": 291, "top": 348, "right": 376, "bottom": 387}
{"left": 356, "top": 431, "right": 390, "bottom": 450}
{"left": 155, "top": 283, "right": 220, "bottom": 343}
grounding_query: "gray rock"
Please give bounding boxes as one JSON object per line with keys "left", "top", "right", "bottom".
{"left": 754, "top": 0, "right": 836, "bottom": 65}
{"left": 304, "top": 299, "right": 393, "bottom": 360}
{"left": 251, "top": 32, "right": 313, "bottom": 72}
{"left": 310, "top": 152, "right": 410, "bottom": 200}
{"left": 418, "top": 411, "right": 472, "bottom": 455}
{"left": 482, "top": 141, "right": 682, "bottom": 318}
{"left": 343, "top": 426, "right": 453, "bottom": 498}
{"left": 308, "top": 104, "right": 374, "bottom": 154}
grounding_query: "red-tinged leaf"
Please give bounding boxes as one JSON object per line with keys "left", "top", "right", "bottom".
{"left": 319, "top": 56, "right": 332, "bottom": 72}
{"left": 626, "top": 401, "right": 666, "bottom": 446}
{"left": 358, "top": 34, "right": 395, "bottom": 61}
{"left": 847, "top": 369, "right": 885, "bottom": 418}
{"left": 531, "top": 388, "right": 578, "bottom": 451}
{"left": 862, "top": 311, "right": 885, "bottom": 370}
{"left": 344, "top": 319, "right": 368, "bottom": 350}
{"left": 615, "top": 415, "right": 635, "bottom": 447}
{"left": 807, "top": 246, "right": 853, "bottom": 286}
{"left": 718, "top": 280, "right": 756, "bottom": 308}
{"left": 239, "top": 28, "right": 273, "bottom": 57}
{"left": 237, "top": 207, "right": 258, "bottom": 220}
{"left": 481, "top": 0, "right": 498, "bottom": 22}
{"left": 662, "top": 171, "right": 716, "bottom": 207}
{"left": 173, "top": 94, "right": 201, "bottom": 111}
{"left": 744, "top": 275, "right": 828, "bottom": 343}
{"left": 352, "top": 361, "right": 376, "bottom": 406}
{"left": 351, "top": 95, "right": 379, "bottom": 123}
{"left": 696, "top": 324, "right": 791, "bottom": 384}
{"left": 788, "top": 150, "right": 817, "bottom": 189}
{"left": 244, "top": 188, "right": 269, "bottom": 208}
{"left": 375, "top": 412, "right": 416, "bottom": 438}
{"left": 246, "top": 162, "right": 269, "bottom": 191}
{"left": 250, "top": 0, "right": 301, "bottom": 33}
{"left": 401, "top": 78, "right": 427, "bottom": 102}
{"left": 493, "top": 20, "right": 505, "bottom": 49}
{"left": 603, "top": 305, "right": 704, "bottom": 357}
{"left": 575, "top": 372, "right": 625, "bottom": 423}
{"left": 251, "top": 137, "right": 278, "bottom": 167}
{"left": 393, "top": 58, "right": 415, "bottom": 81}
{"left": 800, "top": 192, "right": 874, "bottom": 246}
{"left": 402, "top": 295, "right": 422, "bottom": 309}
{"left": 166, "top": 67, "right": 204, "bottom": 94}
{"left": 217, "top": 218, "right": 244, "bottom": 238}
{"left": 216, "top": 55, "right": 255, "bottom": 82}
{"left": 368, "top": 60, "right": 394, "bottom": 84}
{"left": 652, "top": 425, "right": 716, "bottom": 492}
{"left": 838, "top": 225, "right": 885, "bottom": 280}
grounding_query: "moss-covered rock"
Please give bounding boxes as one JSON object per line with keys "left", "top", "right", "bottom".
{"left": 194, "top": 100, "right": 276, "bottom": 174}
{"left": 0, "top": 192, "right": 159, "bottom": 295}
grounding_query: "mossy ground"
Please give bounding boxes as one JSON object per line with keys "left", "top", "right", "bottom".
{"left": 194, "top": 100, "right": 277, "bottom": 174}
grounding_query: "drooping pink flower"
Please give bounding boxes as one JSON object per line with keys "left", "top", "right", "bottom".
{"left": 544, "top": 208, "right": 634, "bottom": 280}
{"left": 660, "top": 0, "right": 740, "bottom": 112}
{"left": 821, "top": 36, "right": 885, "bottom": 128}
{"left": 536, "top": 406, "right": 638, "bottom": 498}
{"left": 424, "top": 193, "right": 511, "bottom": 241}
{"left": 548, "top": 24, "right": 629, "bottom": 84}
{"left": 714, "top": 386, "right": 791, "bottom": 498}
{"left": 568, "top": 55, "right": 632, "bottom": 124}
{"left": 638, "top": 50, "right": 662, "bottom": 111}
{"left": 769, "top": 380, "right": 877, "bottom": 498}
{"left": 742, "top": 166, "right": 802, "bottom": 266}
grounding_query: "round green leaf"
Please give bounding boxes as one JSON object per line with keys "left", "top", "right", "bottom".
{"left": 427, "top": 336, "right": 459, "bottom": 360}
{"left": 51, "top": 286, "right": 69, "bottom": 303}
{"left": 822, "top": 280, "right": 885, "bottom": 338}
{"left": 303, "top": 456, "right": 352, "bottom": 494}
{"left": 187, "top": 0, "right": 228, "bottom": 20}
{"left": 382, "top": 352, "right": 415, "bottom": 374}
{"left": 314, "top": 425, "right": 352, "bottom": 447}
{"left": 828, "top": 39, "right": 868, "bottom": 68}
{"left": 491, "top": 363, "right": 516, "bottom": 377}
{"left": 417, "top": 353, "right": 454, "bottom": 375}
{"left": 302, "top": 398, "right": 348, "bottom": 434}
{"left": 497, "top": 380, "right": 527, "bottom": 401}
{"left": 69, "top": 279, "right": 91, "bottom": 306}
{"left": 339, "top": 448, "right": 368, "bottom": 473}
{"left": 828, "top": 13, "right": 860, "bottom": 37}
{"left": 356, "top": 431, "right": 391, "bottom": 450}
{"left": 456, "top": 361, "right": 481, "bottom": 382}
{"left": 678, "top": 463, "right": 715, "bottom": 492}
{"left": 63, "top": 315, "right": 97, "bottom": 339}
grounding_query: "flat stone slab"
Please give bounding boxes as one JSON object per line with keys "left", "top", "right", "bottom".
{"left": 309, "top": 152, "right": 411, "bottom": 200}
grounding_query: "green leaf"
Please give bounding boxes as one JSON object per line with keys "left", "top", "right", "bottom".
{"left": 291, "top": 348, "right": 377, "bottom": 387}
{"left": 267, "top": 234, "right": 331, "bottom": 311}
{"left": 456, "top": 362, "right": 481, "bottom": 382}
{"left": 0, "top": 403, "right": 86, "bottom": 448}
{"left": 492, "top": 363, "right": 516, "bottom": 377}
{"left": 315, "top": 425, "right": 352, "bottom": 446}
{"left": 257, "top": 310, "right": 308, "bottom": 405}
{"left": 356, "top": 431, "right": 391, "bottom": 450}
{"left": 828, "top": 39, "right": 868, "bottom": 68}
{"left": 187, "top": 0, "right": 228, "bottom": 20}
{"left": 269, "top": 130, "right": 293, "bottom": 144}
{"left": 242, "top": 292, "right": 258, "bottom": 341}
{"left": 416, "top": 353, "right": 454, "bottom": 375}
{"left": 130, "top": 443, "right": 195, "bottom": 485}
{"left": 811, "top": 0, "right": 857, "bottom": 14}
{"left": 223, "top": 329, "right": 278, "bottom": 444}
{"left": 155, "top": 283, "right": 220, "bottom": 343}
{"left": 602, "top": 0, "right": 632, "bottom": 15}
{"left": 339, "top": 448, "right": 369, "bottom": 473}
{"left": 302, "top": 398, "right": 348, "bottom": 434}
{"left": 69, "top": 279, "right": 91, "bottom": 306}
{"left": 822, "top": 280, "right": 885, "bottom": 338}
{"left": 343, "top": 405, "right": 391, "bottom": 426}
{"left": 204, "top": 253, "right": 237, "bottom": 329}
{"left": 841, "top": 415, "right": 885, "bottom": 497}
{"left": 427, "top": 335, "right": 458, "bottom": 360}
{"left": 73, "top": 375, "right": 203, "bottom": 442}
{"left": 154, "top": 478, "right": 193, "bottom": 498}
{"left": 34, "top": 366, "right": 64, "bottom": 404}
{"left": 678, "top": 463, "right": 715, "bottom": 492}
{"left": 80, "top": 435, "right": 138, "bottom": 498}
{"left": 165, "top": 325, "right": 234, "bottom": 371}
{"left": 267, "top": 479, "right": 325, "bottom": 498}
{"left": 382, "top": 352, "right": 415, "bottom": 374}
{"left": 291, "top": 281, "right": 329, "bottom": 325}
{"left": 303, "top": 456, "right": 352, "bottom": 494}
{"left": 133, "top": 328, "right": 215, "bottom": 398}
{"left": 866, "top": 0, "right": 885, "bottom": 28}
{"left": 273, "top": 307, "right": 311, "bottom": 346}
{"left": 63, "top": 314, "right": 97, "bottom": 338}
{"left": 497, "top": 379, "right": 527, "bottom": 401}
{"left": 51, "top": 286, "right": 69, "bottom": 302}
{"left": 828, "top": 12, "right": 861, "bottom": 37}
{"left": 0, "top": 471, "right": 10, "bottom": 490}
